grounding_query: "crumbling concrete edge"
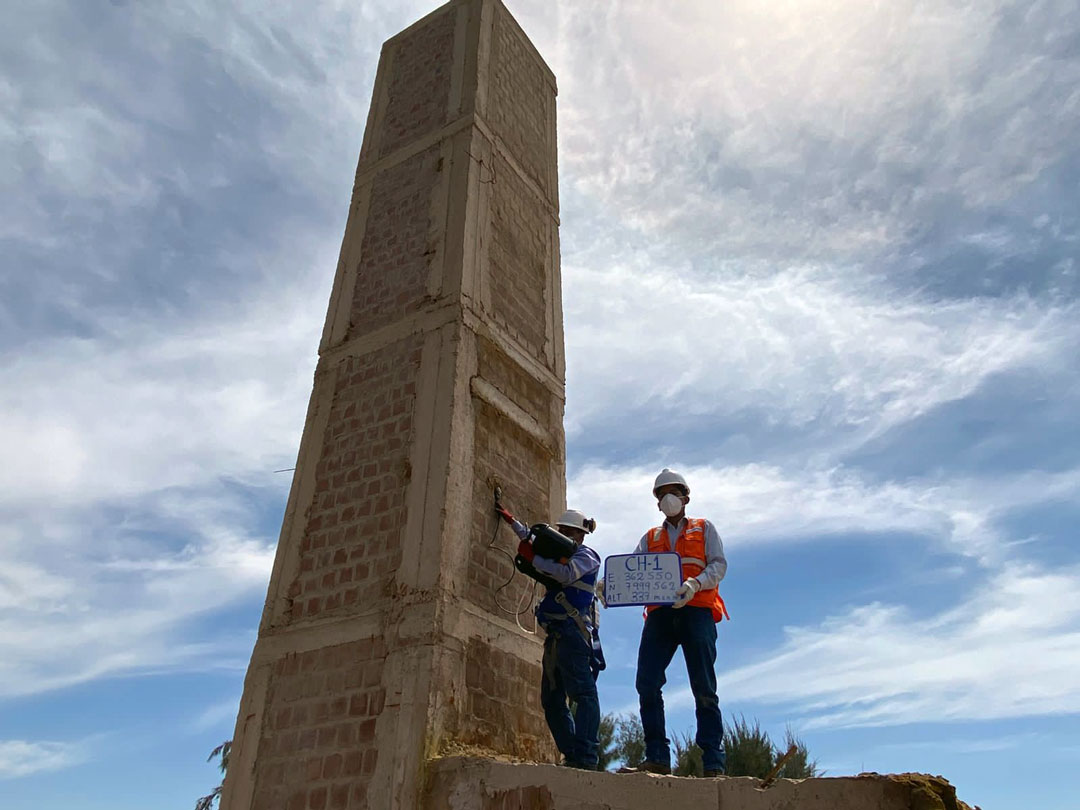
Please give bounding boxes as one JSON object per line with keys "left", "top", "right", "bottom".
{"left": 421, "top": 756, "right": 979, "bottom": 810}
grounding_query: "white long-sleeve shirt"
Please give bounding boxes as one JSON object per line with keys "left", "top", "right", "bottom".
{"left": 634, "top": 516, "right": 727, "bottom": 590}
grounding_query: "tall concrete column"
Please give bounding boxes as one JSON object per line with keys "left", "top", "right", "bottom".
{"left": 220, "top": 1, "right": 563, "bottom": 809}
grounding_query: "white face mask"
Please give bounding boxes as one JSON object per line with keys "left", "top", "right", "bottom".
{"left": 659, "top": 493, "right": 684, "bottom": 517}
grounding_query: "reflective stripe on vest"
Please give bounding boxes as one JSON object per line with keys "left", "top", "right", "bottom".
{"left": 565, "top": 579, "right": 595, "bottom": 593}
{"left": 645, "top": 518, "right": 729, "bottom": 623}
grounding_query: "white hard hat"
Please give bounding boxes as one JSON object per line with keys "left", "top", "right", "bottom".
{"left": 556, "top": 509, "right": 596, "bottom": 534}
{"left": 652, "top": 468, "right": 689, "bottom": 497}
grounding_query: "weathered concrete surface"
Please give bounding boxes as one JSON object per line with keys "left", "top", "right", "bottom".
{"left": 220, "top": 1, "right": 563, "bottom": 809}
{"left": 423, "top": 757, "right": 977, "bottom": 810}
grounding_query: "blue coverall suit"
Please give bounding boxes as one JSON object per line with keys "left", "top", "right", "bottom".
{"left": 512, "top": 521, "right": 603, "bottom": 768}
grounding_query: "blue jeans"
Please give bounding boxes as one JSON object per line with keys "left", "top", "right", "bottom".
{"left": 541, "top": 621, "right": 600, "bottom": 767}
{"left": 635, "top": 605, "right": 725, "bottom": 772}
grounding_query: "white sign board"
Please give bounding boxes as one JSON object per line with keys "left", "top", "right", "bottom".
{"left": 603, "top": 552, "right": 682, "bottom": 607}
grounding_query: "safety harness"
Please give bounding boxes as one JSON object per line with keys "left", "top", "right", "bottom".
{"left": 550, "top": 584, "right": 593, "bottom": 644}
{"left": 542, "top": 581, "right": 604, "bottom": 688}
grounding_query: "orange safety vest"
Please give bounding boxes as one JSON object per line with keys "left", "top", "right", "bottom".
{"left": 646, "top": 517, "right": 729, "bottom": 623}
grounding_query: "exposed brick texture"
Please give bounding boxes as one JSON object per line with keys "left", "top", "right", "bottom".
{"left": 466, "top": 378, "right": 556, "bottom": 760}
{"left": 488, "top": 5, "right": 553, "bottom": 197}
{"left": 476, "top": 337, "right": 553, "bottom": 432}
{"left": 462, "top": 637, "right": 551, "bottom": 759}
{"left": 348, "top": 147, "right": 442, "bottom": 339}
{"left": 227, "top": 4, "right": 564, "bottom": 808}
{"left": 469, "top": 397, "right": 553, "bottom": 614}
{"left": 378, "top": 9, "right": 457, "bottom": 157}
{"left": 287, "top": 336, "right": 422, "bottom": 624}
{"left": 469, "top": 337, "right": 560, "bottom": 617}
{"left": 252, "top": 641, "right": 386, "bottom": 810}
{"left": 489, "top": 152, "right": 551, "bottom": 361}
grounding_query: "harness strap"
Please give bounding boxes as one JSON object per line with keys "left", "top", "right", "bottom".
{"left": 554, "top": 591, "right": 591, "bottom": 644}
{"left": 565, "top": 579, "right": 595, "bottom": 592}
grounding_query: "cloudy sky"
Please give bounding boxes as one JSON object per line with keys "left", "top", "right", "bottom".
{"left": 3, "top": 0, "right": 1078, "bottom": 808}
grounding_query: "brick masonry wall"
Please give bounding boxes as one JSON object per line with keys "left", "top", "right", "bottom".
{"left": 476, "top": 336, "right": 554, "bottom": 432}
{"left": 377, "top": 8, "right": 456, "bottom": 158}
{"left": 462, "top": 637, "right": 552, "bottom": 759}
{"left": 465, "top": 342, "right": 558, "bottom": 761}
{"left": 488, "top": 151, "right": 551, "bottom": 362}
{"left": 252, "top": 639, "right": 387, "bottom": 810}
{"left": 285, "top": 336, "right": 422, "bottom": 624}
{"left": 488, "top": 5, "right": 554, "bottom": 197}
{"left": 227, "top": 6, "right": 565, "bottom": 808}
{"left": 469, "top": 397, "right": 553, "bottom": 614}
{"left": 347, "top": 147, "right": 442, "bottom": 339}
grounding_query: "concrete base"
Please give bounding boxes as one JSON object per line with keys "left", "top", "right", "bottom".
{"left": 423, "top": 756, "right": 976, "bottom": 810}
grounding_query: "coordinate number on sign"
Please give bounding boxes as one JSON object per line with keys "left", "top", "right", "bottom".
{"left": 603, "top": 552, "right": 681, "bottom": 607}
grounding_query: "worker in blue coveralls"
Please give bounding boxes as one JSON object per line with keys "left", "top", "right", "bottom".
{"left": 496, "top": 505, "right": 604, "bottom": 770}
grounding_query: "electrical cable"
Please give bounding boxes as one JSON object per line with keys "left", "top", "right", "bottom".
{"left": 515, "top": 577, "right": 539, "bottom": 635}
{"left": 488, "top": 512, "right": 539, "bottom": 623}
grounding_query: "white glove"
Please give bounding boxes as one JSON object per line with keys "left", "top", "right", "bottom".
{"left": 595, "top": 578, "right": 607, "bottom": 608}
{"left": 672, "top": 578, "right": 701, "bottom": 609}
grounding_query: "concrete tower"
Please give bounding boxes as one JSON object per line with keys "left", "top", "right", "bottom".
{"left": 220, "top": 1, "right": 563, "bottom": 808}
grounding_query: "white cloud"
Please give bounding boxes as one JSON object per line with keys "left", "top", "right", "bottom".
{"left": 0, "top": 237, "right": 328, "bottom": 509}
{"left": 539, "top": 0, "right": 1080, "bottom": 260}
{"left": 0, "top": 739, "right": 88, "bottom": 779}
{"left": 564, "top": 262, "right": 1077, "bottom": 445}
{"left": 570, "top": 462, "right": 1080, "bottom": 564}
{"left": 675, "top": 565, "right": 1080, "bottom": 728}
{"left": 0, "top": 487, "right": 275, "bottom": 697}
{"left": 0, "top": 247, "right": 323, "bottom": 694}
{"left": 0, "top": 196, "right": 346, "bottom": 698}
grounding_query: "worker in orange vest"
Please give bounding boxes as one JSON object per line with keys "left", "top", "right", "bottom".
{"left": 624, "top": 468, "right": 729, "bottom": 776}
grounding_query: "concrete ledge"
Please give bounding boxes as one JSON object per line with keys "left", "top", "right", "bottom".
{"left": 423, "top": 756, "right": 975, "bottom": 810}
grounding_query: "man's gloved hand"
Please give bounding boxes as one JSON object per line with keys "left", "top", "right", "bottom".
{"left": 672, "top": 578, "right": 701, "bottom": 609}
{"left": 495, "top": 505, "right": 515, "bottom": 524}
{"left": 517, "top": 538, "right": 535, "bottom": 562}
{"left": 595, "top": 578, "right": 608, "bottom": 608}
